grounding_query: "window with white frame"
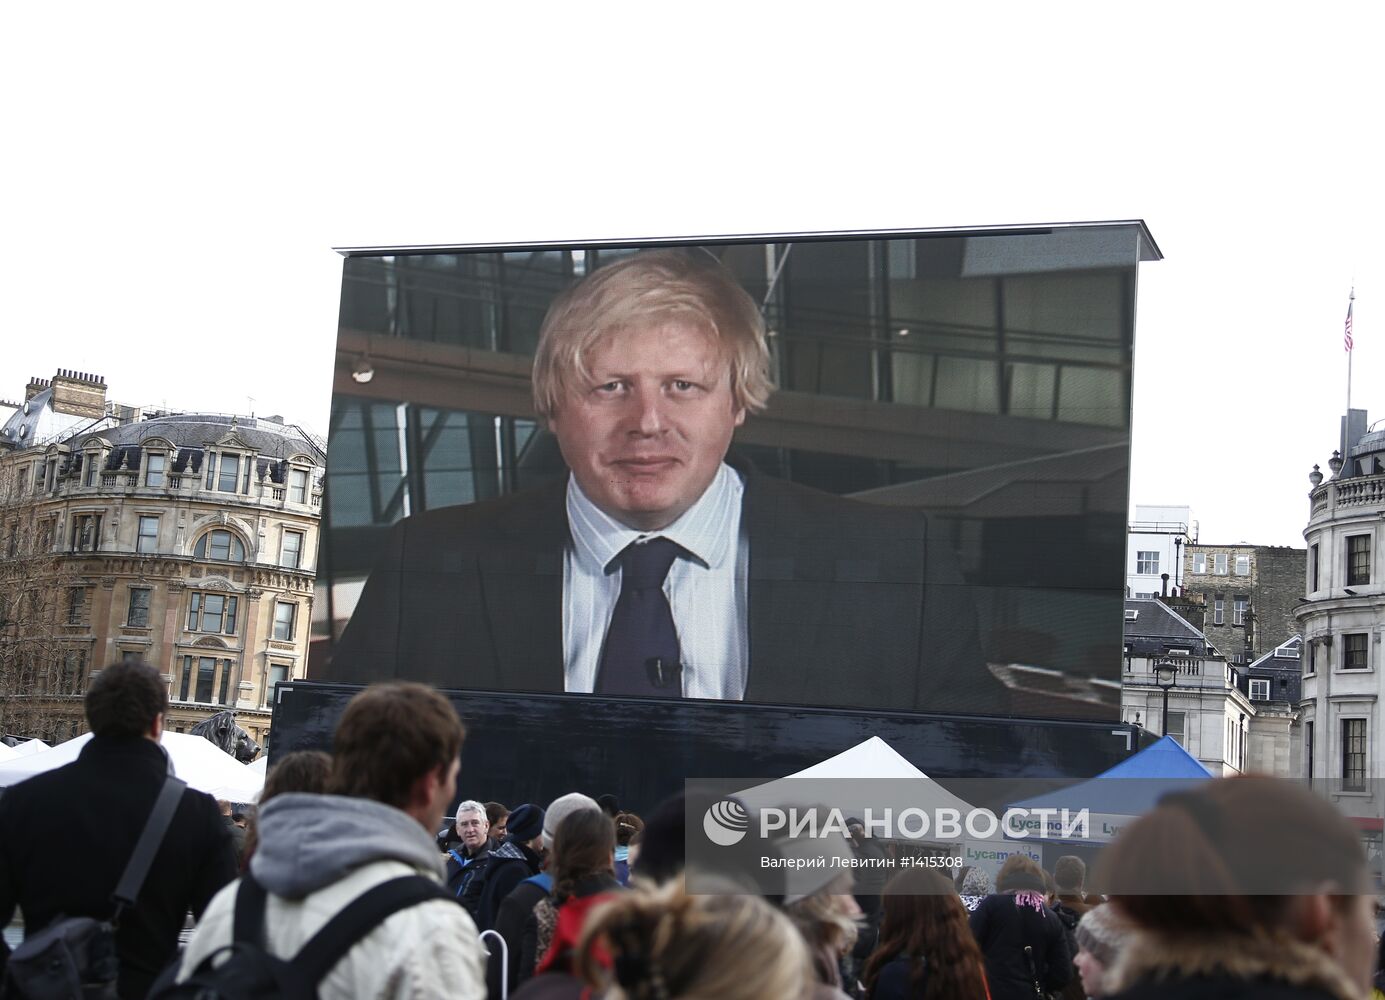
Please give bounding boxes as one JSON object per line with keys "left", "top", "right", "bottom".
{"left": 1233, "top": 597, "right": 1247, "bottom": 626}
{"left": 1136, "top": 551, "right": 1159, "bottom": 575}
{"left": 187, "top": 592, "right": 238, "bottom": 635}
{"left": 1347, "top": 535, "right": 1371, "bottom": 586}
{"left": 288, "top": 469, "right": 308, "bottom": 504}
{"left": 127, "top": 588, "right": 151, "bottom": 628}
{"left": 1249, "top": 678, "right": 1270, "bottom": 700}
{"left": 178, "top": 654, "right": 235, "bottom": 705}
{"left": 1213, "top": 553, "right": 1229, "bottom": 575}
{"left": 217, "top": 453, "right": 241, "bottom": 493}
{"left": 136, "top": 515, "right": 159, "bottom": 554}
{"left": 145, "top": 452, "right": 165, "bottom": 488}
{"left": 71, "top": 513, "right": 101, "bottom": 552}
{"left": 280, "top": 529, "right": 304, "bottom": 569}
{"left": 66, "top": 587, "right": 87, "bottom": 625}
{"left": 1234, "top": 554, "right": 1250, "bottom": 576}
{"left": 1165, "top": 710, "right": 1186, "bottom": 747}
{"left": 193, "top": 529, "right": 245, "bottom": 563}
{"left": 1342, "top": 718, "right": 1367, "bottom": 791}
{"left": 273, "top": 601, "right": 296, "bottom": 641}
{"left": 1306, "top": 720, "right": 1314, "bottom": 779}
{"left": 1192, "top": 552, "right": 1207, "bottom": 574}
{"left": 1344, "top": 633, "right": 1368, "bottom": 670}
{"left": 1213, "top": 597, "right": 1225, "bottom": 625}
{"left": 265, "top": 662, "right": 290, "bottom": 705}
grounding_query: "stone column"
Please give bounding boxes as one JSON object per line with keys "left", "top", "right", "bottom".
{"left": 238, "top": 586, "right": 264, "bottom": 709}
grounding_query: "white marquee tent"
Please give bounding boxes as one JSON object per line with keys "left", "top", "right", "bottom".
{"left": 735, "top": 736, "right": 982, "bottom": 840}
{"left": 0, "top": 732, "right": 264, "bottom": 802}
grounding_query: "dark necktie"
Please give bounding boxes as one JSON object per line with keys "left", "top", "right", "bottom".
{"left": 595, "top": 537, "right": 683, "bottom": 697}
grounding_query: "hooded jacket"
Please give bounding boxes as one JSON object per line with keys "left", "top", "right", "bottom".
{"left": 1106, "top": 930, "right": 1363, "bottom": 1000}
{"left": 178, "top": 792, "right": 487, "bottom": 999}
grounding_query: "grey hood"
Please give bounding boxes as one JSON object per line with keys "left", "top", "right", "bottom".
{"left": 250, "top": 792, "right": 445, "bottom": 898}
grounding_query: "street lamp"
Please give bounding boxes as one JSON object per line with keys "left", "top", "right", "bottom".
{"left": 1154, "top": 663, "right": 1178, "bottom": 737}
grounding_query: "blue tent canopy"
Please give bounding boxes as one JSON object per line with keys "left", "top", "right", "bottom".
{"left": 1005, "top": 736, "right": 1213, "bottom": 840}
{"left": 1092, "top": 735, "right": 1214, "bottom": 779}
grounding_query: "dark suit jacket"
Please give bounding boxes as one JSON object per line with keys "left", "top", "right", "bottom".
{"left": 0, "top": 736, "right": 238, "bottom": 999}
{"left": 330, "top": 470, "right": 1005, "bottom": 715}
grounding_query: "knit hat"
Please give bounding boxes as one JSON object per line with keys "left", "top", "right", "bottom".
{"left": 543, "top": 792, "right": 602, "bottom": 850}
{"left": 1075, "top": 904, "right": 1135, "bottom": 968}
{"left": 960, "top": 866, "right": 993, "bottom": 896}
{"left": 631, "top": 791, "right": 685, "bottom": 883}
{"left": 505, "top": 803, "right": 545, "bottom": 845}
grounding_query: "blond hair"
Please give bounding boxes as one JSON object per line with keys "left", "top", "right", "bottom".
{"left": 579, "top": 877, "right": 809, "bottom": 1000}
{"left": 532, "top": 249, "right": 773, "bottom": 423}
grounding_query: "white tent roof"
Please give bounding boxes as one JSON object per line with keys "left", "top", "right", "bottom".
{"left": 248, "top": 755, "right": 269, "bottom": 774}
{"left": 0, "top": 743, "right": 18, "bottom": 762}
{"left": 0, "top": 732, "right": 264, "bottom": 802}
{"left": 735, "top": 736, "right": 980, "bottom": 840}
{"left": 11, "top": 739, "right": 50, "bottom": 757}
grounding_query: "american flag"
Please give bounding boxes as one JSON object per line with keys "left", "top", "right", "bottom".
{"left": 1345, "top": 299, "right": 1354, "bottom": 353}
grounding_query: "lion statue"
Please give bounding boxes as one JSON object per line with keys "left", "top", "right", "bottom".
{"left": 188, "top": 710, "right": 260, "bottom": 763}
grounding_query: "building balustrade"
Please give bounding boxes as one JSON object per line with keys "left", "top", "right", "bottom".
{"left": 32, "top": 471, "right": 319, "bottom": 511}
{"left": 1309, "top": 472, "right": 1385, "bottom": 523}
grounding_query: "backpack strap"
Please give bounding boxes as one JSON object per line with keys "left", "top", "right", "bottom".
{"left": 292, "top": 876, "right": 452, "bottom": 983}
{"left": 232, "top": 873, "right": 270, "bottom": 946}
{"left": 110, "top": 775, "right": 188, "bottom": 921}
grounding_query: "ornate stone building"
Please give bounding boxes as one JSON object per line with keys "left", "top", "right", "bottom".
{"left": 0, "top": 369, "right": 323, "bottom": 749}
{"left": 1297, "top": 407, "right": 1385, "bottom": 862}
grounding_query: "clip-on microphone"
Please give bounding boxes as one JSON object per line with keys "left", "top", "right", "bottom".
{"left": 645, "top": 657, "right": 682, "bottom": 690}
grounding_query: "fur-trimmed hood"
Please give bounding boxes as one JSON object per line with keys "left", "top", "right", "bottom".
{"left": 1107, "top": 930, "right": 1365, "bottom": 1000}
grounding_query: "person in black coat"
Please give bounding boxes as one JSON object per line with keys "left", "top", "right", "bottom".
{"left": 327, "top": 248, "right": 1000, "bottom": 718}
{"left": 968, "top": 857, "right": 1070, "bottom": 1000}
{"left": 474, "top": 803, "right": 545, "bottom": 932}
{"left": 0, "top": 661, "right": 237, "bottom": 1000}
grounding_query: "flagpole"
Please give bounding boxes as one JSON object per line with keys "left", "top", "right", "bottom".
{"left": 1346, "top": 287, "right": 1355, "bottom": 417}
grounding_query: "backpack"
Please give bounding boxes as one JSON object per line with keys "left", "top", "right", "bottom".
{"left": 149, "top": 873, "right": 452, "bottom": 1000}
{"left": 1, "top": 775, "right": 185, "bottom": 1000}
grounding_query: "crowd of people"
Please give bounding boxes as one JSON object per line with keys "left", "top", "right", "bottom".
{"left": 1, "top": 663, "right": 1383, "bottom": 1000}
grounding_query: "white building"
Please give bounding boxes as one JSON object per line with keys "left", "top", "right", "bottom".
{"left": 1121, "top": 598, "right": 1254, "bottom": 775}
{"left": 1297, "top": 408, "right": 1385, "bottom": 859}
{"left": 1127, "top": 504, "right": 1197, "bottom": 598}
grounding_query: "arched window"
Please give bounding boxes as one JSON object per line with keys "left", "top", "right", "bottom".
{"left": 193, "top": 529, "right": 246, "bottom": 563}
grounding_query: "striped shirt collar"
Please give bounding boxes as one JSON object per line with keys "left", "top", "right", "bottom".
{"left": 566, "top": 463, "right": 742, "bottom": 573}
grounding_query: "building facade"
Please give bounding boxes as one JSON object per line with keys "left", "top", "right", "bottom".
{"left": 1126, "top": 504, "right": 1196, "bottom": 599}
{"left": 1297, "top": 408, "right": 1385, "bottom": 859}
{"left": 1121, "top": 598, "right": 1254, "bottom": 775}
{"left": 0, "top": 370, "right": 323, "bottom": 748}
{"left": 1179, "top": 543, "right": 1305, "bottom": 665}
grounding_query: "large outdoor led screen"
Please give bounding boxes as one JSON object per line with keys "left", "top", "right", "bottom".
{"left": 314, "top": 224, "right": 1159, "bottom": 720}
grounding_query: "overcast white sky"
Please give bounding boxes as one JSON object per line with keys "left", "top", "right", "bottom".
{"left": 4, "top": 4, "right": 1380, "bottom": 548}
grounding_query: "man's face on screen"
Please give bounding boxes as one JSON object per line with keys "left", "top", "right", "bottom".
{"left": 551, "top": 321, "right": 745, "bottom": 531}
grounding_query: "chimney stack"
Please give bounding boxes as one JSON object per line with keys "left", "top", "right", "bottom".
{"left": 49, "top": 368, "right": 108, "bottom": 419}
{"left": 25, "top": 377, "right": 51, "bottom": 402}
